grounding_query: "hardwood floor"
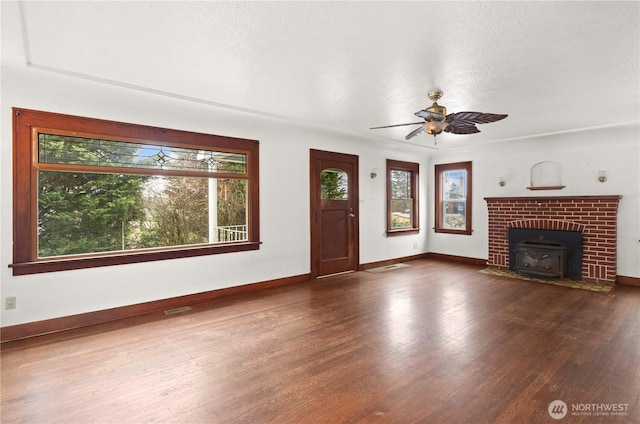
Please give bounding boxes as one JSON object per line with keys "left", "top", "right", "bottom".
{"left": 1, "top": 259, "right": 639, "bottom": 423}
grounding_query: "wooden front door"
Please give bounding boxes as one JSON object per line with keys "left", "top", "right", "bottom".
{"left": 310, "top": 149, "right": 359, "bottom": 277}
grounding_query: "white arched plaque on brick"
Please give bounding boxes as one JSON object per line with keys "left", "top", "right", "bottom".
{"left": 528, "top": 161, "right": 564, "bottom": 190}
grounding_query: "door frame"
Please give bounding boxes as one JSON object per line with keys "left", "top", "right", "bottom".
{"left": 309, "top": 149, "right": 360, "bottom": 278}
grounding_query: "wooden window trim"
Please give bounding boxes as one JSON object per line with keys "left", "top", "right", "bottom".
{"left": 434, "top": 161, "right": 472, "bottom": 235}
{"left": 11, "top": 108, "right": 260, "bottom": 276}
{"left": 386, "top": 159, "right": 420, "bottom": 236}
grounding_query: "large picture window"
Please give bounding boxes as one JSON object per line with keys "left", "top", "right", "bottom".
{"left": 435, "top": 161, "right": 472, "bottom": 235}
{"left": 386, "top": 159, "right": 419, "bottom": 235}
{"left": 11, "top": 108, "right": 260, "bottom": 275}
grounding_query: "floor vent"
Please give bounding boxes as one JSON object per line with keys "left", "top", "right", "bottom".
{"left": 163, "top": 306, "right": 192, "bottom": 315}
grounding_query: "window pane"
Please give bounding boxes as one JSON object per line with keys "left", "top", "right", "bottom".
{"left": 37, "top": 170, "right": 247, "bottom": 258}
{"left": 13, "top": 109, "right": 260, "bottom": 275}
{"left": 386, "top": 160, "right": 419, "bottom": 234}
{"left": 390, "top": 169, "right": 413, "bottom": 228}
{"left": 38, "top": 133, "right": 247, "bottom": 174}
{"left": 210, "top": 178, "right": 248, "bottom": 242}
{"left": 442, "top": 169, "right": 467, "bottom": 230}
{"left": 442, "top": 200, "right": 467, "bottom": 229}
{"left": 390, "top": 170, "right": 411, "bottom": 199}
{"left": 390, "top": 200, "right": 413, "bottom": 229}
{"left": 321, "top": 169, "right": 348, "bottom": 200}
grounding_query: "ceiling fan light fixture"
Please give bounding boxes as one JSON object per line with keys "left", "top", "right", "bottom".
{"left": 423, "top": 120, "right": 449, "bottom": 135}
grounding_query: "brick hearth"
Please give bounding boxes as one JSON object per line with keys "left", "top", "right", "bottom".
{"left": 484, "top": 195, "right": 622, "bottom": 285}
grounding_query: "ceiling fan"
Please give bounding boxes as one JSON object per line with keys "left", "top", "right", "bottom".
{"left": 370, "top": 90, "right": 508, "bottom": 144}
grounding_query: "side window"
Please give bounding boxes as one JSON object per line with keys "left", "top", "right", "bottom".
{"left": 386, "top": 159, "right": 419, "bottom": 235}
{"left": 434, "top": 161, "right": 472, "bottom": 235}
{"left": 11, "top": 108, "right": 260, "bottom": 275}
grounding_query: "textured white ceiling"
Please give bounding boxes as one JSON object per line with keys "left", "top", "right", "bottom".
{"left": 6, "top": 1, "right": 640, "bottom": 149}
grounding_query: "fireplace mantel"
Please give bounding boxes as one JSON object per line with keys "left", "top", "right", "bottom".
{"left": 484, "top": 195, "right": 622, "bottom": 284}
{"left": 484, "top": 195, "right": 622, "bottom": 202}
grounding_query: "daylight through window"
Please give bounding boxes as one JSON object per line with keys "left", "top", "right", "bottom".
{"left": 434, "top": 161, "right": 472, "bottom": 235}
{"left": 12, "top": 109, "right": 260, "bottom": 275}
{"left": 386, "top": 159, "right": 419, "bottom": 235}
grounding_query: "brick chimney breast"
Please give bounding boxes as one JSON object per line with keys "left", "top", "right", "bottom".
{"left": 485, "top": 196, "right": 621, "bottom": 285}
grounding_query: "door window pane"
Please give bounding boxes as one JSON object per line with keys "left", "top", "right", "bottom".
{"left": 321, "top": 169, "right": 348, "bottom": 200}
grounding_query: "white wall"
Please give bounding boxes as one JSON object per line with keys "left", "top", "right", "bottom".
{"left": 0, "top": 63, "right": 430, "bottom": 327}
{"left": 427, "top": 126, "right": 640, "bottom": 278}
{"left": 3, "top": 65, "right": 639, "bottom": 329}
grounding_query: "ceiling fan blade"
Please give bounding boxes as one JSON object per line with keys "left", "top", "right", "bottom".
{"left": 415, "top": 110, "right": 445, "bottom": 121}
{"left": 370, "top": 121, "right": 424, "bottom": 129}
{"left": 405, "top": 126, "right": 426, "bottom": 140}
{"left": 446, "top": 112, "right": 508, "bottom": 125}
{"left": 444, "top": 122, "right": 481, "bottom": 134}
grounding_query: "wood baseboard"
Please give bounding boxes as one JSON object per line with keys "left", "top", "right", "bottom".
{"left": 425, "top": 252, "right": 487, "bottom": 266}
{"left": 359, "top": 253, "right": 429, "bottom": 271}
{"left": 1, "top": 273, "right": 310, "bottom": 343}
{"left": 359, "top": 253, "right": 486, "bottom": 271}
{"left": 617, "top": 275, "right": 640, "bottom": 287}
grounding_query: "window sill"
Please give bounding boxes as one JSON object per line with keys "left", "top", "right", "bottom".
{"left": 434, "top": 228, "right": 473, "bottom": 235}
{"left": 9, "top": 242, "right": 261, "bottom": 276}
{"left": 386, "top": 228, "right": 420, "bottom": 236}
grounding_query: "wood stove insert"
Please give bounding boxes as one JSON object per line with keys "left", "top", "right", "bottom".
{"left": 515, "top": 242, "right": 567, "bottom": 278}
{"left": 508, "top": 228, "right": 583, "bottom": 280}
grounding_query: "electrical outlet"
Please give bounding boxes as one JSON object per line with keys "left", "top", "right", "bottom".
{"left": 413, "top": 243, "right": 418, "bottom": 249}
{"left": 5, "top": 296, "right": 16, "bottom": 310}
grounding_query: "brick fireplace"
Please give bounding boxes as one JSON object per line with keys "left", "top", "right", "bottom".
{"left": 484, "top": 195, "right": 622, "bottom": 285}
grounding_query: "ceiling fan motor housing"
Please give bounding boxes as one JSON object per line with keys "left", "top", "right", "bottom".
{"left": 426, "top": 102, "right": 447, "bottom": 118}
{"left": 426, "top": 90, "right": 446, "bottom": 118}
